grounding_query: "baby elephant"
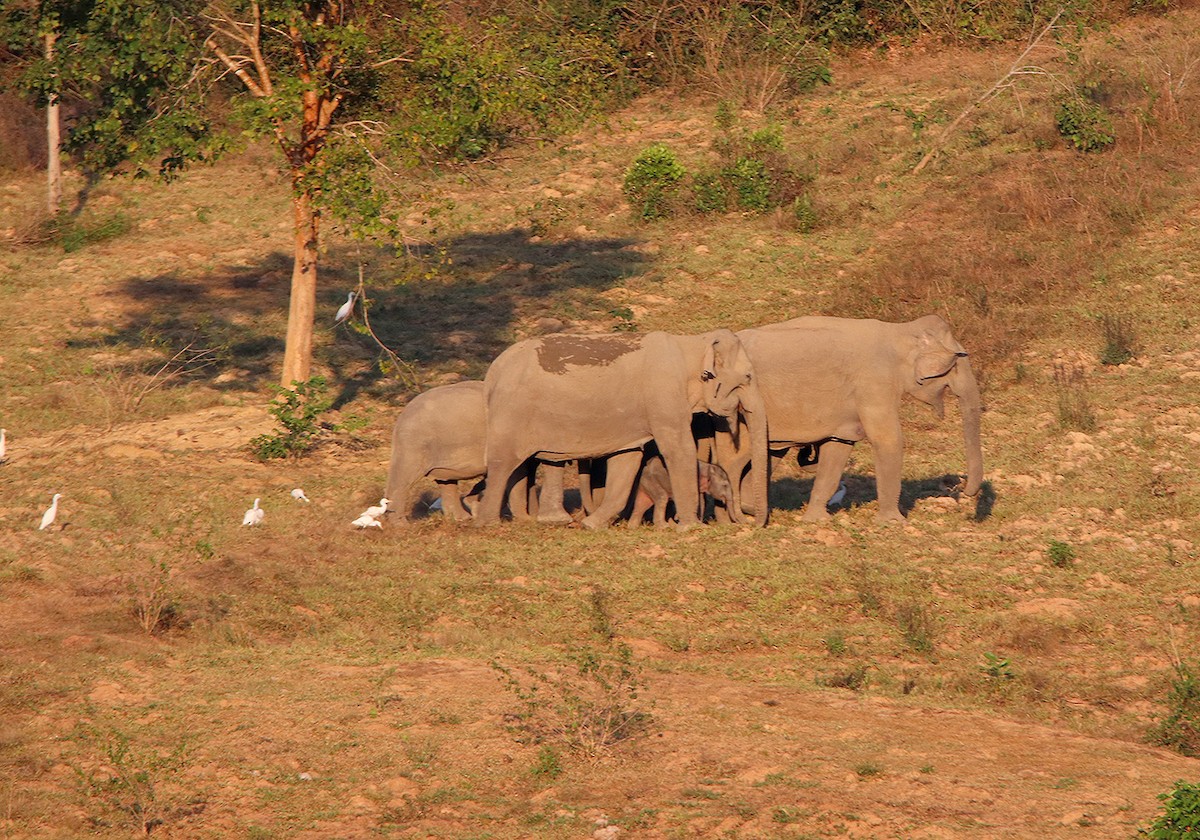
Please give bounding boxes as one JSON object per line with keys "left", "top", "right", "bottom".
{"left": 629, "top": 457, "right": 735, "bottom": 528}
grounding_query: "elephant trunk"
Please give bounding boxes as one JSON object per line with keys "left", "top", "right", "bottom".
{"left": 741, "top": 390, "right": 770, "bottom": 527}
{"left": 951, "top": 357, "right": 984, "bottom": 496}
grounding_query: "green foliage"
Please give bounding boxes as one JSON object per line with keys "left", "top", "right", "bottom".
{"left": 792, "top": 193, "right": 819, "bottom": 232}
{"left": 531, "top": 746, "right": 563, "bottom": 780}
{"left": 250, "top": 376, "right": 334, "bottom": 460}
{"left": 896, "top": 602, "right": 935, "bottom": 653}
{"left": 623, "top": 144, "right": 686, "bottom": 221}
{"left": 1151, "top": 663, "right": 1200, "bottom": 757}
{"left": 1146, "top": 780, "right": 1200, "bottom": 838}
{"left": 1047, "top": 540, "right": 1076, "bottom": 568}
{"left": 980, "top": 652, "right": 1015, "bottom": 680}
{"left": 822, "top": 629, "right": 847, "bottom": 657}
{"left": 696, "top": 121, "right": 813, "bottom": 216}
{"left": 46, "top": 212, "right": 131, "bottom": 252}
{"left": 1056, "top": 92, "right": 1116, "bottom": 153}
{"left": 491, "top": 644, "right": 654, "bottom": 756}
{"left": 71, "top": 723, "right": 187, "bottom": 836}
{"left": 1054, "top": 365, "right": 1097, "bottom": 432}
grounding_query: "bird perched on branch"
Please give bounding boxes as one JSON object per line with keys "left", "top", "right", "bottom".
{"left": 242, "top": 498, "right": 264, "bottom": 526}
{"left": 334, "top": 291, "right": 356, "bottom": 324}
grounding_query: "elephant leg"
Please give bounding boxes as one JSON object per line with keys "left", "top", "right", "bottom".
{"left": 802, "top": 441, "right": 854, "bottom": 522}
{"left": 507, "top": 460, "right": 534, "bottom": 521}
{"left": 477, "top": 451, "right": 524, "bottom": 525}
{"left": 437, "top": 480, "right": 470, "bottom": 522}
{"left": 626, "top": 489, "right": 652, "bottom": 529}
{"left": 579, "top": 457, "right": 608, "bottom": 515}
{"left": 582, "top": 451, "right": 642, "bottom": 530}
{"left": 537, "top": 461, "right": 573, "bottom": 524}
{"left": 864, "top": 417, "right": 905, "bottom": 522}
{"left": 658, "top": 436, "right": 701, "bottom": 530}
{"left": 715, "top": 429, "right": 751, "bottom": 523}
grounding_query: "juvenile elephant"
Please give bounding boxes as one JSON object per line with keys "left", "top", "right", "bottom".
{"left": 384, "top": 381, "right": 560, "bottom": 522}
{"left": 720, "top": 315, "right": 983, "bottom": 522}
{"left": 629, "top": 456, "right": 735, "bottom": 528}
{"left": 476, "top": 330, "right": 769, "bottom": 529}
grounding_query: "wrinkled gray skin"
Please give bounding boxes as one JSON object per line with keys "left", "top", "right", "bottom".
{"left": 720, "top": 315, "right": 983, "bottom": 523}
{"left": 384, "top": 381, "right": 559, "bottom": 522}
{"left": 629, "top": 457, "right": 735, "bottom": 528}
{"left": 477, "top": 330, "right": 769, "bottom": 530}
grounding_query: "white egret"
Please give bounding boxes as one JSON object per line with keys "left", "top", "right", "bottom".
{"left": 352, "top": 513, "right": 382, "bottom": 529}
{"left": 828, "top": 482, "right": 848, "bottom": 507}
{"left": 0, "top": 428, "right": 6, "bottom": 463}
{"left": 291, "top": 488, "right": 311, "bottom": 503}
{"left": 242, "top": 498, "right": 264, "bottom": 526}
{"left": 38, "top": 493, "right": 61, "bottom": 531}
{"left": 334, "top": 291, "right": 356, "bottom": 324}
{"left": 361, "top": 497, "right": 390, "bottom": 518}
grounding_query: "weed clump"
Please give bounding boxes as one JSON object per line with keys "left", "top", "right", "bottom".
{"left": 1098, "top": 314, "right": 1137, "bottom": 366}
{"left": 1150, "top": 662, "right": 1200, "bottom": 757}
{"left": 1047, "top": 540, "right": 1076, "bottom": 568}
{"left": 1056, "top": 90, "right": 1116, "bottom": 153}
{"left": 695, "top": 121, "right": 814, "bottom": 219}
{"left": 623, "top": 144, "right": 686, "bottom": 221}
{"left": 1054, "top": 365, "right": 1097, "bottom": 433}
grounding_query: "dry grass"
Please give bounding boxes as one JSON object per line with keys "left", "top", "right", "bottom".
{"left": 3, "top": 10, "right": 1200, "bottom": 838}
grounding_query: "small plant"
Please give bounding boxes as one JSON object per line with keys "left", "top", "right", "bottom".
{"left": 1099, "top": 314, "right": 1137, "bottom": 366}
{"left": 1047, "top": 540, "right": 1076, "bottom": 568}
{"left": 980, "top": 652, "right": 1015, "bottom": 680}
{"left": 250, "top": 376, "right": 334, "bottom": 460}
{"left": 531, "top": 745, "right": 563, "bottom": 779}
{"left": 1056, "top": 92, "right": 1116, "bottom": 153}
{"left": 791, "top": 193, "right": 818, "bottom": 232}
{"left": 1150, "top": 662, "right": 1200, "bottom": 757}
{"left": 822, "top": 629, "right": 847, "bottom": 657}
{"left": 72, "top": 724, "right": 188, "bottom": 836}
{"left": 693, "top": 172, "right": 729, "bottom": 213}
{"left": 492, "top": 644, "right": 654, "bottom": 757}
{"left": 623, "top": 144, "right": 686, "bottom": 221}
{"left": 128, "top": 559, "right": 181, "bottom": 635}
{"left": 896, "top": 602, "right": 935, "bottom": 653}
{"left": 854, "top": 761, "right": 883, "bottom": 778}
{"left": 1054, "top": 364, "right": 1097, "bottom": 432}
{"left": 816, "top": 664, "right": 868, "bottom": 691}
{"left": 608, "top": 307, "right": 637, "bottom": 333}
{"left": 586, "top": 587, "right": 616, "bottom": 641}
{"left": 1145, "top": 780, "right": 1200, "bottom": 838}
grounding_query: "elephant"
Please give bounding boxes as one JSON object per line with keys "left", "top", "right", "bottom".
{"left": 719, "top": 315, "right": 983, "bottom": 522}
{"left": 475, "top": 330, "right": 769, "bottom": 529}
{"left": 384, "top": 381, "right": 561, "bottom": 522}
{"left": 629, "top": 455, "right": 735, "bottom": 528}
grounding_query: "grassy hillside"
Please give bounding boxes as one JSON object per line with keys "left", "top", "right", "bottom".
{"left": 2, "top": 9, "right": 1200, "bottom": 838}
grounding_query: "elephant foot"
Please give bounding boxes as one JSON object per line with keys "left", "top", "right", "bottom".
{"left": 800, "top": 506, "right": 832, "bottom": 522}
{"left": 875, "top": 509, "right": 906, "bottom": 523}
{"left": 580, "top": 514, "right": 611, "bottom": 530}
{"left": 537, "top": 511, "right": 574, "bottom": 525}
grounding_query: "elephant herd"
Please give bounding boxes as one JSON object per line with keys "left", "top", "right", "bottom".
{"left": 383, "top": 315, "right": 985, "bottom": 529}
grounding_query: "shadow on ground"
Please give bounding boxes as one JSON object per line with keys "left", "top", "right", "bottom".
{"left": 771, "top": 472, "right": 994, "bottom": 521}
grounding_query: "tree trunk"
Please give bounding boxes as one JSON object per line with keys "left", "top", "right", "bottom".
{"left": 279, "top": 187, "right": 319, "bottom": 388}
{"left": 45, "top": 32, "right": 61, "bottom": 216}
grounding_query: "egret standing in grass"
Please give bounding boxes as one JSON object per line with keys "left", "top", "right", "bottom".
{"left": 291, "top": 488, "right": 311, "bottom": 503}
{"left": 334, "top": 291, "right": 356, "bottom": 324}
{"left": 242, "top": 498, "right": 264, "bottom": 526}
{"left": 351, "top": 513, "right": 382, "bottom": 529}
{"left": 361, "top": 497, "right": 390, "bottom": 519}
{"left": 0, "top": 428, "right": 7, "bottom": 463}
{"left": 39, "top": 493, "right": 61, "bottom": 531}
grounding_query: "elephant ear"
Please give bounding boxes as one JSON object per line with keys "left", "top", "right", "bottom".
{"left": 701, "top": 339, "right": 717, "bottom": 382}
{"left": 914, "top": 332, "right": 968, "bottom": 420}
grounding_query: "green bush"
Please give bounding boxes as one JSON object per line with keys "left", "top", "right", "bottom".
{"left": 1145, "top": 780, "right": 1200, "bottom": 838}
{"left": 1151, "top": 662, "right": 1200, "bottom": 757}
{"left": 792, "top": 193, "right": 818, "bottom": 232}
{"left": 694, "top": 120, "right": 813, "bottom": 215}
{"left": 250, "top": 376, "right": 334, "bottom": 460}
{"left": 1056, "top": 94, "right": 1115, "bottom": 153}
{"left": 623, "top": 144, "right": 687, "bottom": 221}
{"left": 693, "top": 172, "right": 730, "bottom": 213}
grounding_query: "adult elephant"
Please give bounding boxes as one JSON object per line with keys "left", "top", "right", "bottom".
{"left": 476, "top": 330, "right": 769, "bottom": 529}
{"left": 721, "top": 315, "right": 983, "bottom": 522}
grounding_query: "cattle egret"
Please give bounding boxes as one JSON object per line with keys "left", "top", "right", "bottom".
{"left": 291, "top": 488, "right": 311, "bottom": 503}
{"left": 0, "top": 428, "right": 6, "bottom": 463}
{"left": 38, "top": 493, "right": 61, "bottom": 531}
{"left": 334, "top": 291, "right": 356, "bottom": 324}
{"left": 352, "top": 513, "right": 382, "bottom": 529}
{"left": 361, "top": 497, "right": 390, "bottom": 518}
{"left": 242, "top": 498, "right": 264, "bottom": 526}
{"left": 828, "top": 482, "right": 848, "bottom": 507}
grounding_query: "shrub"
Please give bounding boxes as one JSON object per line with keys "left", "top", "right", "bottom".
{"left": 792, "top": 193, "right": 819, "bottom": 232}
{"left": 1145, "top": 780, "right": 1200, "bottom": 838}
{"left": 250, "top": 376, "right": 334, "bottom": 460}
{"left": 1056, "top": 94, "right": 1116, "bottom": 153}
{"left": 1047, "top": 540, "right": 1076, "bottom": 568}
{"left": 694, "top": 121, "right": 813, "bottom": 216}
{"left": 623, "top": 144, "right": 687, "bottom": 221}
{"left": 1151, "top": 662, "right": 1200, "bottom": 757}
{"left": 1099, "top": 314, "right": 1136, "bottom": 366}
{"left": 1054, "top": 364, "right": 1097, "bottom": 432}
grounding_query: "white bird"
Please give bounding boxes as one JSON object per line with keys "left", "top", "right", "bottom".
{"left": 334, "top": 291, "right": 356, "bottom": 324}
{"left": 360, "top": 497, "right": 390, "bottom": 519}
{"left": 242, "top": 498, "right": 264, "bottom": 526}
{"left": 38, "top": 493, "right": 61, "bottom": 531}
{"left": 828, "top": 482, "right": 848, "bottom": 507}
{"left": 352, "top": 513, "right": 382, "bottom": 529}
{"left": 0, "top": 428, "right": 6, "bottom": 463}
{"left": 291, "top": 488, "right": 311, "bottom": 503}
